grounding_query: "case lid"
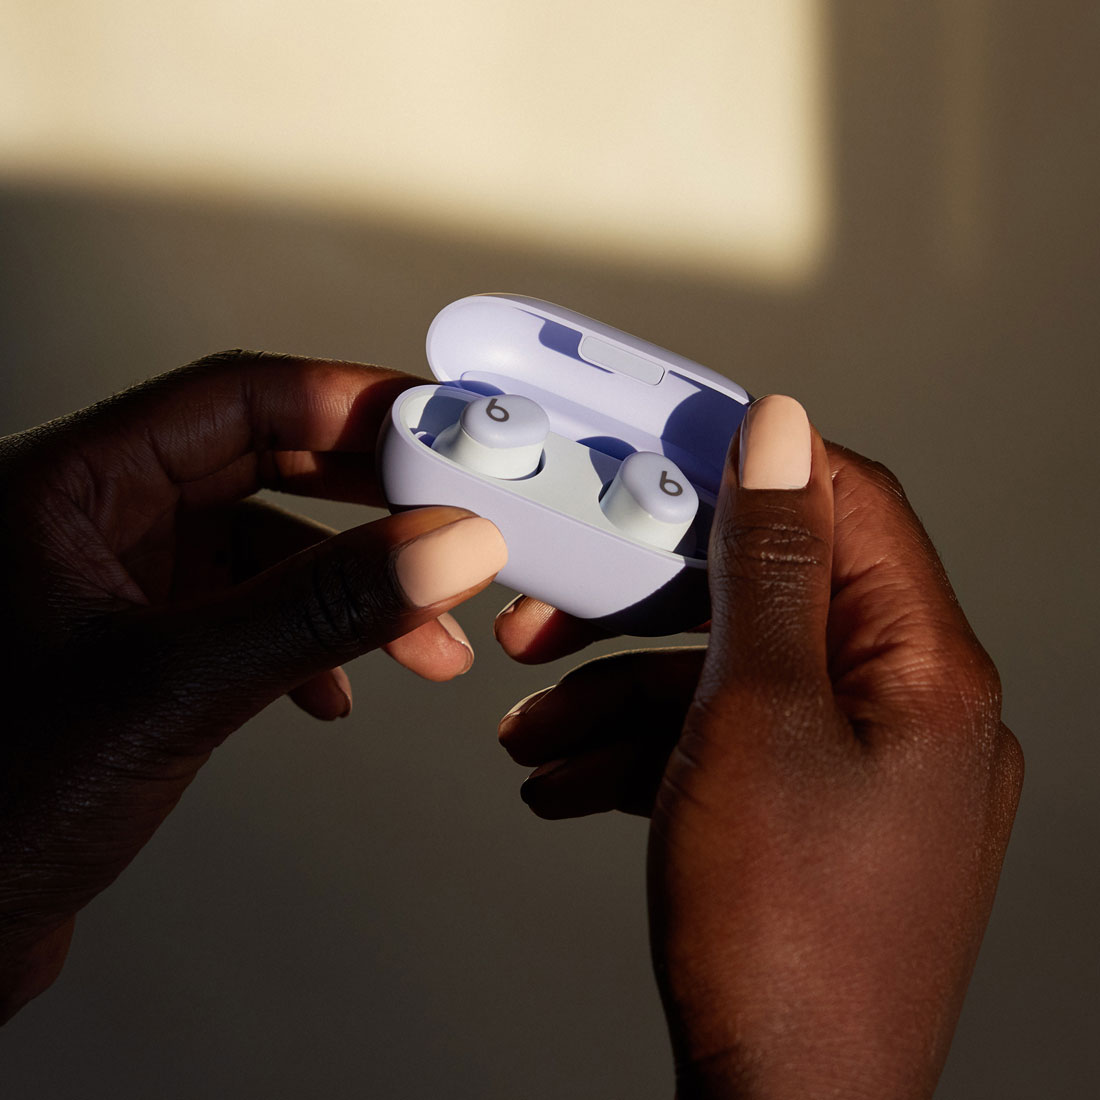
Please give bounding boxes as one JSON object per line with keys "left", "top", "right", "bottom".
{"left": 425, "top": 294, "right": 750, "bottom": 497}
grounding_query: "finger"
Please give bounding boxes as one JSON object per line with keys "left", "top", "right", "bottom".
{"left": 258, "top": 450, "right": 381, "bottom": 506}
{"left": 493, "top": 595, "right": 708, "bottom": 664}
{"left": 220, "top": 500, "right": 475, "bottom": 683}
{"left": 165, "top": 496, "right": 337, "bottom": 601}
{"left": 519, "top": 740, "right": 669, "bottom": 819}
{"left": 180, "top": 450, "right": 383, "bottom": 510}
{"left": 382, "top": 612, "right": 474, "bottom": 681}
{"left": 118, "top": 506, "right": 506, "bottom": 753}
{"left": 288, "top": 667, "right": 353, "bottom": 721}
{"left": 697, "top": 395, "right": 834, "bottom": 726}
{"left": 288, "top": 614, "right": 477, "bottom": 718}
{"left": 228, "top": 496, "right": 337, "bottom": 578}
{"left": 498, "top": 648, "right": 704, "bottom": 766}
{"left": 38, "top": 352, "right": 422, "bottom": 547}
{"left": 493, "top": 596, "right": 614, "bottom": 663}
{"left": 169, "top": 498, "right": 357, "bottom": 722}
{"left": 823, "top": 443, "right": 1003, "bottom": 734}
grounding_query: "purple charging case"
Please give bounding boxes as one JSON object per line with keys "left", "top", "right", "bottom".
{"left": 379, "top": 294, "right": 750, "bottom": 635}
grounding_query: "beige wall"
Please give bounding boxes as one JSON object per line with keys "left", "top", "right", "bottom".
{"left": 1, "top": 4, "right": 1098, "bottom": 1097}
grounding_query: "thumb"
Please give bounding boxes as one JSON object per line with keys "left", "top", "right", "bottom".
{"left": 695, "top": 395, "right": 833, "bottom": 719}
{"left": 125, "top": 507, "right": 507, "bottom": 749}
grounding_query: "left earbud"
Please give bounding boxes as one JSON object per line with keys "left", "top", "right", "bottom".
{"left": 431, "top": 394, "right": 550, "bottom": 479}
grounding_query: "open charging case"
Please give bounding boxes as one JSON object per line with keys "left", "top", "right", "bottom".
{"left": 380, "top": 294, "right": 751, "bottom": 635}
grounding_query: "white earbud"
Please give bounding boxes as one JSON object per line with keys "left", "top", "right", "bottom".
{"left": 599, "top": 451, "right": 698, "bottom": 550}
{"left": 431, "top": 394, "right": 550, "bottom": 479}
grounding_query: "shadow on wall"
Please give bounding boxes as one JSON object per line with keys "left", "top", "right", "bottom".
{"left": 0, "top": 4, "right": 1098, "bottom": 1100}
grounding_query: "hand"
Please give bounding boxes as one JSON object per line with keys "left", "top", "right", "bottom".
{"left": 0, "top": 351, "right": 507, "bottom": 1022}
{"left": 497, "top": 396, "right": 1022, "bottom": 1098}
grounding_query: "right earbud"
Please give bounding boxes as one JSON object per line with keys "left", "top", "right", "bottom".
{"left": 599, "top": 450, "right": 698, "bottom": 551}
{"left": 431, "top": 394, "right": 549, "bottom": 479}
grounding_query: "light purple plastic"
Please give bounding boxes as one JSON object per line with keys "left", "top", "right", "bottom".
{"left": 380, "top": 294, "right": 751, "bottom": 635}
{"left": 425, "top": 294, "right": 749, "bottom": 493}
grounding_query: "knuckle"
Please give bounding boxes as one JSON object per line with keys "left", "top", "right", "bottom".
{"left": 924, "top": 632, "right": 1004, "bottom": 716}
{"left": 719, "top": 514, "right": 830, "bottom": 573}
{"left": 186, "top": 348, "right": 286, "bottom": 373}
{"left": 711, "top": 517, "right": 829, "bottom": 610}
{"left": 179, "top": 348, "right": 257, "bottom": 386}
{"left": 188, "top": 348, "right": 249, "bottom": 370}
{"left": 832, "top": 446, "right": 906, "bottom": 501}
{"left": 967, "top": 644, "right": 1004, "bottom": 710}
{"left": 181, "top": 350, "right": 293, "bottom": 399}
{"left": 833, "top": 450, "right": 916, "bottom": 521}
{"left": 863, "top": 457, "right": 906, "bottom": 501}
{"left": 298, "top": 547, "right": 397, "bottom": 655}
{"left": 994, "top": 724, "right": 1025, "bottom": 796}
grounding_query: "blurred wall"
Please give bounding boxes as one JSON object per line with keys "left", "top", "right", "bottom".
{"left": 1, "top": 3, "right": 1098, "bottom": 1098}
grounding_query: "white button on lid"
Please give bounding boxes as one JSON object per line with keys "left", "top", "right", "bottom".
{"left": 578, "top": 335, "right": 664, "bottom": 385}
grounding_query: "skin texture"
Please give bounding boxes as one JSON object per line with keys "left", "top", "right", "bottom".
{"left": 0, "top": 361, "right": 1021, "bottom": 1099}
{"left": 0, "top": 352, "right": 501, "bottom": 1022}
{"left": 497, "top": 415, "right": 1023, "bottom": 1099}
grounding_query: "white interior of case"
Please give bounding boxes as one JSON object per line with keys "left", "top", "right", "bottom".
{"left": 395, "top": 387, "right": 711, "bottom": 559}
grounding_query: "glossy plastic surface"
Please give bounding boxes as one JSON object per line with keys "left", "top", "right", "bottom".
{"left": 380, "top": 294, "right": 751, "bottom": 634}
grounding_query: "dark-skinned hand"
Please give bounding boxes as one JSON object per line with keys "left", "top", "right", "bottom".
{"left": 497, "top": 396, "right": 1023, "bottom": 1099}
{"left": 0, "top": 352, "right": 506, "bottom": 1022}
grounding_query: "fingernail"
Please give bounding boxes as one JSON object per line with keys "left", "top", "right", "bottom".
{"left": 394, "top": 518, "right": 507, "bottom": 608}
{"left": 437, "top": 611, "right": 475, "bottom": 673}
{"left": 499, "top": 686, "right": 553, "bottom": 729}
{"left": 496, "top": 595, "right": 522, "bottom": 619}
{"left": 492, "top": 596, "right": 522, "bottom": 640}
{"left": 738, "top": 395, "right": 812, "bottom": 490}
{"left": 332, "top": 667, "right": 353, "bottom": 718}
{"left": 335, "top": 687, "right": 352, "bottom": 719}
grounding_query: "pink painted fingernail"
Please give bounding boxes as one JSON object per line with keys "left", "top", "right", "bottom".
{"left": 496, "top": 595, "right": 522, "bottom": 619}
{"left": 738, "top": 395, "right": 812, "bottom": 490}
{"left": 437, "top": 612, "right": 474, "bottom": 673}
{"left": 394, "top": 518, "right": 507, "bottom": 608}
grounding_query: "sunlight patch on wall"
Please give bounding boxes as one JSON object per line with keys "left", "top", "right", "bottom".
{"left": 0, "top": 1, "right": 829, "bottom": 283}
